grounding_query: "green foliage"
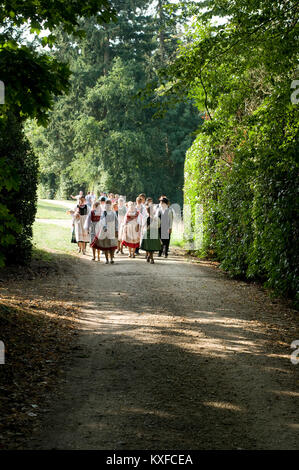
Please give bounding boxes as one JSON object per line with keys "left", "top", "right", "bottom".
{"left": 26, "top": 2, "right": 199, "bottom": 205}
{"left": 0, "top": 0, "right": 116, "bottom": 36}
{"left": 172, "top": 0, "right": 299, "bottom": 300}
{"left": 0, "top": 113, "right": 38, "bottom": 266}
{"left": 0, "top": 0, "right": 115, "bottom": 265}
{"left": 0, "top": 45, "right": 71, "bottom": 125}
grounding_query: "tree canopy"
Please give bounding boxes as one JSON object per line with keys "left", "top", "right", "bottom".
{"left": 26, "top": 1, "right": 199, "bottom": 203}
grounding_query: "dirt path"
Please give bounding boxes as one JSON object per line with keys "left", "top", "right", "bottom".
{"left": 17, "top": 249, "right": 299, "bottom": 450}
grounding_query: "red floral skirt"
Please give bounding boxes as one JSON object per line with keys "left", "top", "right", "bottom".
{"left": 122, "top": 241, "right": 140, "bottom": 249}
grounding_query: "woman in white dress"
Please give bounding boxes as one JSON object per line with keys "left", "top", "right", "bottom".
{"left": 116, "top": 197, "right": 127, "bottom": 254}
{"left": 84, "top": 201, "right": 102, "bottom": 261}
{"left": 91, "top": 199, "right": 118, "bottom": 264}
{"left": 121, "top": 202, "right": 142, "bottom": 258}
{"left": 74, "top": 196, "right": 90, "bottom": 255}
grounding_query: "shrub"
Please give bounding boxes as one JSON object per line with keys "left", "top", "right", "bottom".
{"left": 0, "top": 113, "right": 38, "bottom": 265}
{"left": 184, "top": 98, "right": 299, "bottom": 302}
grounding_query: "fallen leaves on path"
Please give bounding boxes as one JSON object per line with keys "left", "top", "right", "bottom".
{"left": 0, "top": 256, "right": 80, "bottom": 450}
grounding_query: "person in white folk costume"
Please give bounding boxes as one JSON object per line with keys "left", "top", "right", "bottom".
{"left": 74, "top": 196, "right": 90, "bottom": 254}
{"left": 135, "top": 195, "right": 148, "bottom": 256}
{"left": 84, "top": 201, "right": 102, "bottom": 261}
{"left": 91, "top": 199, "right": 118, "bottom": 264}
{"left": 116, "top": 197, "right": 127, "bottom": 254}
{"left": 99, "top": 196, "right": 107, "bottom": 213}
{"left": 121, "top": 201, "right": 142, "bottom": 258}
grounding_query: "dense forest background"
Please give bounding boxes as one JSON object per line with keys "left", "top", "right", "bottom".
{"left": 25, "top": 0, "right": 199, "bottom": 204}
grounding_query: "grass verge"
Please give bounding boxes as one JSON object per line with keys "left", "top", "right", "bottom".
{"left": 36, "top": 200, "right": 73, "bottom": 220}
{"left": 32, "top": 221, "right": 76, "bottom": 255}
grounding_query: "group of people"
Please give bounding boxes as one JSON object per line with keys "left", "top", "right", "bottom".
{"left": 68, "top": 192, "right": 174, "bottom": 264}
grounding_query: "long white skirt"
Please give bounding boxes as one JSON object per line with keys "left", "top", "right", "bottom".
{"left": 75, "top": 215, "right": 89, "bottom": 242}
{"left": 122, "top": 219, "right": 140, "bottom": 248}
{"left": 118, "top": 214, "right": 126, "bottom": 241}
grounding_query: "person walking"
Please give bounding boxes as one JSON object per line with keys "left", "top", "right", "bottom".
{"left": 140, "top": 204, "right": 162, "bottom": 264}
{"left": 70, "top": 190, "right": 84, "bottom": 203}
{"left": 91, "top": 199, "right": 118, "bottom": 264}
{"left": 67, "top": 209, "right": 78, "bottom": 250}
{"left": 121, "top": 202, "right": 141, "bottom": 258}
{"left": 135, "top": 196, "right": 147, "bottom": 255}
{"left": 74, "top": 196, "right": 89, "bottom": 255}
{"left": 84, "top": 201, "right": 102, "bottom": 261}
{"left": 99, "top": 196, "right": 107, "bottom": 214}
{"left": 156, "top": 197, "right": 173, "bottom": 258}
{"left": 116, "top": 197, "right": 127, "bottom": 254}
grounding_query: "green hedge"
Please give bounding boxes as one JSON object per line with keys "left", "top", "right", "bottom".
{"left": 0, "top": 113, "right": 38, "bottom": 266}
{"left": 184, "top": 99, "right": 299, "bottom": 303}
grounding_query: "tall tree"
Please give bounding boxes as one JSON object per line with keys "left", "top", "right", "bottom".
{"left": 27, "top": 1, "right": 199, "bottom": 204}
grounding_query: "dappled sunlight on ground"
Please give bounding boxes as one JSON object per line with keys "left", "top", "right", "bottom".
{"left": 1, "top": 248, "right": 298, "bottom": 450}
{"left": 202, "top": 401, "right": 246, "bottom": 412}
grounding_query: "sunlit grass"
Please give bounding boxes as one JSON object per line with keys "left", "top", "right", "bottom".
{"left": 36, "top": 200, "right": 73, "bottom": 220}
{"left": 32, "top": 221, "right": 76, "bottom": 254}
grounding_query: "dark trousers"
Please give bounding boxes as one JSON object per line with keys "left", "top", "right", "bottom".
{"left": 159, "top": 236, "right": 171, "bottom": 256}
